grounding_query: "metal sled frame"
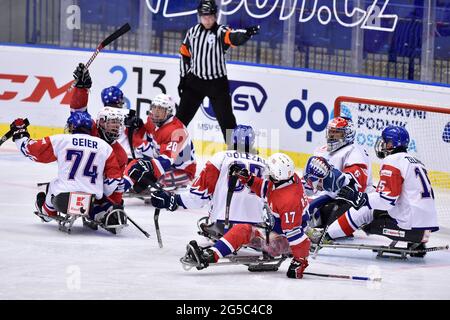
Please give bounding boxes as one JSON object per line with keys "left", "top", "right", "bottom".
{"left": 311, "top": 241, "right": 449, "bottom": 260}
{"left": 123, "top": 185, "right": 184, "bottom": 204}
{"left": 181, "top": 251, "right": 288, "bottom": 272}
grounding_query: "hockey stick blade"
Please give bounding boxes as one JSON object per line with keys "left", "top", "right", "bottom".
{"left": 0, "top": 118, "right": 30, "bottom": 147}
{"left": 101, "top": 23, "right": 131, "bottom": 48}
{"left": 304, "top": 271, "right": 382, "bottom": 282}
{"left": 125, "top": 214, "right": 150, "bottom": 238}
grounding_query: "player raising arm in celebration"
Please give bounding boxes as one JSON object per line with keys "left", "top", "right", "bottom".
{"left": 175, "top": 153, "right": 311, "bottom": 279}
{"left": 70, "top": 63, "right": 129, "bottom": 171}
{"left": 10, "top": 113, "right": 126, "bottom": 233}
{"left": 318, "top": 126, "right": 439, "bottom": 255}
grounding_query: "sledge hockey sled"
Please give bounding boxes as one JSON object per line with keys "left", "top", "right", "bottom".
{"left": 310, "top": 241, "right": 449, "bottom": 260}
{"left": 180, "top": 241, "right": 288, "bottom": 272}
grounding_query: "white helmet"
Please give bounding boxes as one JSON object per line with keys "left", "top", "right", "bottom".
{"left": 96, "top": 107, "right": 124, "bottom": 143}
{"left": 267, "top": 153, "right": 295, "bottom": 181}
{"left": 150, "top": 93, "right": 176, "bottom": 126}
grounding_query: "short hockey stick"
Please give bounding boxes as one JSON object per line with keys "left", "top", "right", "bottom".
{"left": 148, "top": 182, "right": 166, "bottom": 248}
{"left": 224, "top": 173, "right": 239, "bottom": 230}
{"left": 125, "top": 213, "right": 150, "bottom": 238}
{"left": 154, "top": 208, "right": 163, "bottom": 248}
{"left": 70, "top": 23, "right": 131, "bottom": 88}
{"left": 304, "top": 271, "right": 382, "bottom": 282}
{"left": 0, "top": 118, "right": 30, "bottom": 147}
{"left": 312, "top": 224, "right": 329, "bottom": 260}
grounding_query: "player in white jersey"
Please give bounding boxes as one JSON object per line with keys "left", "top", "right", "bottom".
{"left": 10, "top": 113, "right": 125, "bottom": 231}
{"left": 149, "top": 125, "right": 267, "bottom": 240}
{"left": 317, "top": 126, "right": 439, "bottom": 255}
{"left": 304, "top": 117, "right": 373, "bottom": 228}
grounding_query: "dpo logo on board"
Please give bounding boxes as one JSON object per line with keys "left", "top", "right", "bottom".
{"left": 201, "top": 80, "right": 267, "bottom": 120}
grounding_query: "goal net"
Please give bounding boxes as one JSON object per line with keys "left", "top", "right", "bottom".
{"left": 334, "top": 96, "right": 450, "bottom": 230}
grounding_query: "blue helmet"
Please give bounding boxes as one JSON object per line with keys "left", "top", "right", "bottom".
{"left": 375, "top": 125, "right": 410, "bottom": 158}
{"left": 232, "top": 124, "right": 256, "bottom": 152}
{"left": 101, "top": 86, "right": 124, "bottom": 107}
{"left": 67, "top": 111, "right": 93, "bottom": 134}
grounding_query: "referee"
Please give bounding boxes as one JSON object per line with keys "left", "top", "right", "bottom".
{"left": 177, "top": 0, "right": 260, "bottom": 144}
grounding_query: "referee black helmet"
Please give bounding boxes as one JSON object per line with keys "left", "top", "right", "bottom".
{"left": 197, "top": 0, "right": 218, "bottom": 16}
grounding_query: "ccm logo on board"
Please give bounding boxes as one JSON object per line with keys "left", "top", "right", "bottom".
{"left": 0, "top": 73, "right": 73, "bottom": 104}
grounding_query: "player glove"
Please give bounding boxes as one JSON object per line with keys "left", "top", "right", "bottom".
{"left": 150, "top": 190, "right": 179, "bottom": 211}
{"left": 305, "top": 156, "right": 332, "bottom": 180}
{"left": 124, "top": 113, "right": 144, "bottom": 129}
{"left": 128, "top": 159, "right": 157, "bottom": 193}
{"left": 245, "top": 25, "right": 260, "bottom": 37}
{"left": 336, "top": 185, "right": 369, "bottom": 210}
{"left": 286, "top": 257, "right": 309, "bottom": 279}
{"left": 229, "top": 164, "right": 255, "bottom": 187}
{"left": 73, "top": 63, "right": 92, "bottom": 88}
{"left": 10, "top": 118, "right": 30, "bottom": 141}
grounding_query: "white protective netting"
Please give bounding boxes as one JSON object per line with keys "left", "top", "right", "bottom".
{"left": 335, "top": 96, "right": 450, "bottom": 230}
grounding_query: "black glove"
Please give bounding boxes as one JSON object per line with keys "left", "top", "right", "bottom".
{"left": 124, "top": 113, "right": 143, "bottom": 129}
{"left": 73, "top": 63, "right": 92, "bottom": 88}
{"left": 286, "top": 258, "right": 309, "bottom": 279}
{"left": 178, "top": 76, "right": 186, "bottom": 97}
{"left": 336, "top": 185, "right": 369, "bottom": 210}
{"left": 128, "top": 159, "right": 157, "bottom": 193}
{"left": 229, "top": 164, "right": 254, "bottom": 187}
{"left": 150, "top": 190, "right": 179, "bottom": 211}
{"left": 245, "top": 25, "right": 260, "bottom": 37}
{"left": 10, "top": 118, "right": 30, "bottom": 141}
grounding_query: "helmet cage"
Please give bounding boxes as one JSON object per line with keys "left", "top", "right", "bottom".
{"left": 97, "top": 108, "right": 124, "bottom": 143}
{"left": 326, "top": 118, "right": 355, "bottom": 152}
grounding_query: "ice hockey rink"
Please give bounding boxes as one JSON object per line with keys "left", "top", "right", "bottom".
{"left": 1, "top": 141, "right": 450, "bottom": 300}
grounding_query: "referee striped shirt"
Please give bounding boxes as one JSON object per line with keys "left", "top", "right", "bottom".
{"left": 180, "top": 23, "right": 237, "bottom": 80}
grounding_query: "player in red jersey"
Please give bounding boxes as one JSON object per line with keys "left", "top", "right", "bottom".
{"left": 179, "top": 153, "right": 311, "bottom": 279}
{"left": 123, "top": 93, "right": 197, "bottom": 192}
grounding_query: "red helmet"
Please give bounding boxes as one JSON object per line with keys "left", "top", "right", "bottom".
{"left": 326, "top": 117, "right": 355, "bottom": 152}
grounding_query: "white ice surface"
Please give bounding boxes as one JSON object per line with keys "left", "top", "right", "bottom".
{"left": 1, "top": 141, "right": 450, "bottom": 300}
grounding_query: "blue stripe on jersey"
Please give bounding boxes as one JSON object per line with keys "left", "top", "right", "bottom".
{"left": 214, "top": 239, "right": 233, "bottom": 257}
{"left": 104, "top": 178, "right": 121, "bottom": 185}
{"left": 346, "top": 211, "right": 359, "bottom": 230}
{"left": 380, "top": 193, "right": 397, "bottom": 206}
{"left": 189, "top": 188, "right": 211, "bottom": 200}
{"left": 287, "top": 230, "right": 305, "bottom": 243}
{"left": 123, "top": 178, "right": 132, "bottom": 192}
{"left": 156, "top": 155, "right": 172, "bottom": 171}
{"left": 272, "top": 216, "right": 283, "bottom": 234}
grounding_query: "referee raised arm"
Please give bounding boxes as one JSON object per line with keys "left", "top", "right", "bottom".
{"left": 176, "top": 0, "right": 260, "bottom": 144}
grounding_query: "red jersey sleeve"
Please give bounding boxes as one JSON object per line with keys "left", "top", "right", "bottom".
{"left": 249, "top": 176, "right": 266, "bottom": 198}
{"left": 70, "top": 87, "right": 89, "bottom": 112}
{"left": 16, "top": 136, "right": 57, "bottom": 163}
{"left": 368, "top": 164, "right": 403, "bottom": 209}
{"left": 190, "top": 161, "right": 220, "bottom": 197}
{"left": 103, "top": 151, "right": 124, "bottom": 204}
{"left": 343, "top": 163, "right": 369, "bottom": 191}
